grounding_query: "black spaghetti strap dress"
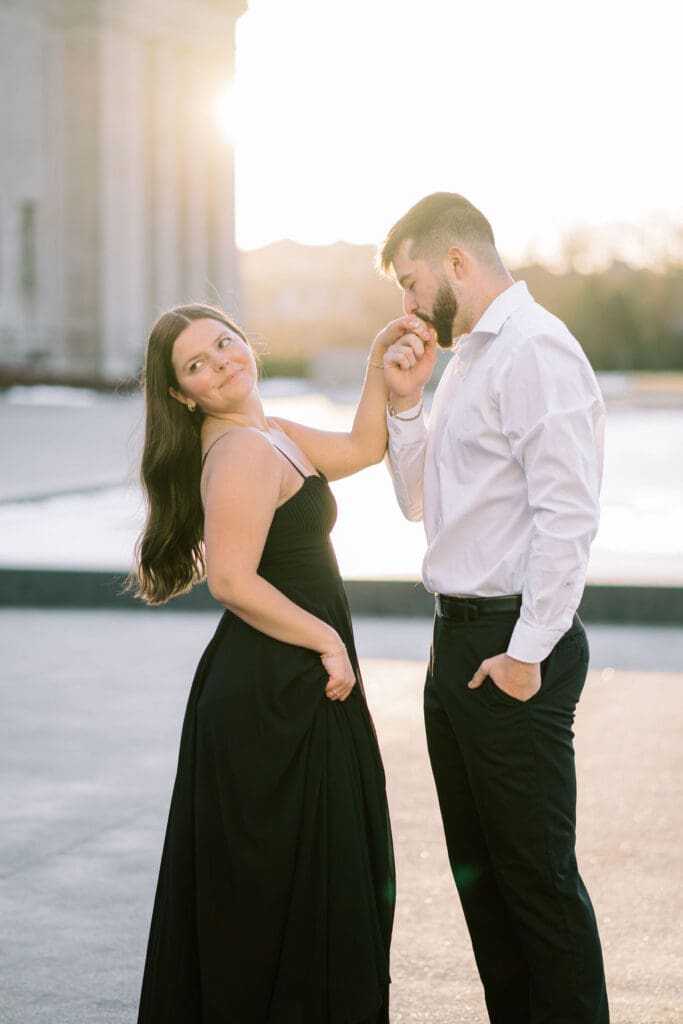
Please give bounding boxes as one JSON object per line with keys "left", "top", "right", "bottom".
{"left": 137, "top": 453, "right": 395, "bottom": 1024}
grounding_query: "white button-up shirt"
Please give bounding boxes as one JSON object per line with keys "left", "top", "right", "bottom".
{"left": 386, "top": 281, "right": 605, "bottom": 663}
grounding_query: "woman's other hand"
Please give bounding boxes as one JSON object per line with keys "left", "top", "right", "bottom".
{"left": 321, "top": 646, "right": 357, "bottom": 702}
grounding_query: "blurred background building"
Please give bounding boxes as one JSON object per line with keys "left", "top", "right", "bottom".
{"left": 2, "top": 0, "right": 682, "bottom": 388}
{"left": 0, "top": 0, "right": 245, "bottom": 382}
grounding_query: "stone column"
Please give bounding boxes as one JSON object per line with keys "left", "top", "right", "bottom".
{"left": 206, "top": 45, "right": 240, "bottom": 320}
{"left": 181, "top": 45, "right": 211, "bottom": 304}
{"left": 40, "top": 16, "right": 67, "bottom": 372}
{"left": 1, "top": 0, "right": 246, "bottom": 380}
{"left": 146, "top": 36, "right": 183, "bottom": 315}
{"left": 99, "top": 23, "right": 149, "bottom": 378}
{"left": 0, "top": 4, "right": 64, "bottom": 368}
{"left": 60, "top": 19, "right": 103, "bottom": 374}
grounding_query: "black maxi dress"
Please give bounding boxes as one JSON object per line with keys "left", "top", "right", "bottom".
{"left": 137, "top": 463, "right": 395, "bottom": 1024}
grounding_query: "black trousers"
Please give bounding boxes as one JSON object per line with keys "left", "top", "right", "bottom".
{"left": 425, "top": 610, "right": 609, "bottom": 1024}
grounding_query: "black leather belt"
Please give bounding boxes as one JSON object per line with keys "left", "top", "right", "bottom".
{"left": 435, "top": 593, "right": 522, "bottom": 622}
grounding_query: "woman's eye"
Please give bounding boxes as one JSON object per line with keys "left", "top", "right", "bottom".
{"left": 217, "top": 337, "right": 233, "bottom": 350}
{"left": 189, "top": 361, "right": 202, "bottom": 372}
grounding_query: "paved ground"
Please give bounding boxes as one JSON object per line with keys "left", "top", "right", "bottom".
{"left": 1, "top": 610, "right": 681, "bottom": 1023}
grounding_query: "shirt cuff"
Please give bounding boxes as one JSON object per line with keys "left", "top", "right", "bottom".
{"left": 507, "top": 619, "right": 564, "bottom": 664}
{"left": 386, "top": 400, "right": 426, "bottom": 443}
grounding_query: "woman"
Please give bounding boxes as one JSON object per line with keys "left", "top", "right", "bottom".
{"left": 132, "top": 303, "right": 431, "bottom": 1023}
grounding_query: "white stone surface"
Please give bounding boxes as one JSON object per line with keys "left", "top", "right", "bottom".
{"left": 1, "top": 384, "right": 682, "bottom": 583}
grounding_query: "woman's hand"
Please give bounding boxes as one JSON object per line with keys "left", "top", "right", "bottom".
{"left": 370, "top": 315, "right": 433, "bottom": 366}
{"left": 321, "top": 645, "right": 357, "bottom": 702}
{"left": 383, "top": 326, "right": 437, "bottom": 398}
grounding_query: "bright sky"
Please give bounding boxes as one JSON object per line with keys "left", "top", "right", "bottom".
{"left": 230, "top": 0, "right": 682, "bottom": 267}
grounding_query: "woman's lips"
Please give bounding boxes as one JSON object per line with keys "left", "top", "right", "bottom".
{"left": 219, "top": 369, "right": 240, "bottom": 388}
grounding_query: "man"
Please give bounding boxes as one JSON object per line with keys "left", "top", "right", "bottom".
{"left": 377, "top": 193, "right": 609, "bottom": 1023}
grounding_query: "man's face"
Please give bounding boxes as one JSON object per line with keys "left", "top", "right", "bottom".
{"left": 392, "top": 240, "right": 458, "bottom": 348}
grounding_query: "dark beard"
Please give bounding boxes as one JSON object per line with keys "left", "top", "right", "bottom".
{"left": 416, "top": 281, "right": 458, "bottom": 348}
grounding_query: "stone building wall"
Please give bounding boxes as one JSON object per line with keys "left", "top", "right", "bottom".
{"left": 0, "top": 0, "right": 246, "bottom": 379}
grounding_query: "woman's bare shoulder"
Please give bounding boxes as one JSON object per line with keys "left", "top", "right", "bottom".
{"left": 201, "top": 427, "right": 282, "bottom": 491}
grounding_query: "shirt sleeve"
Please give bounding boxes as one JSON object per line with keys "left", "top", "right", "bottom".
{"left": 497, "top": 333, "right": 606, "bottom": 663}
{"left": 385, "top": 400, "right": 428, "bottom": 522}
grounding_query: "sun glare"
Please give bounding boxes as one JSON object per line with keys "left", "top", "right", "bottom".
{"left": 233, "top": 0, "right": 682, "bottom": 263}
{"left": 215, "top": 84, "right": 238, "bottom": 143}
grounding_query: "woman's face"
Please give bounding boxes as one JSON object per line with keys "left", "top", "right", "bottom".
{"left": 169, "top": 318, "right": 257, "bottom": 416}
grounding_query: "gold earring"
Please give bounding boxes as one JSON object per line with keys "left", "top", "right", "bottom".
{"left": 187, "top": 401, "right": 197, "bottom": 412}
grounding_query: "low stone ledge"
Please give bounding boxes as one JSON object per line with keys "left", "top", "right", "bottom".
{"left": 1, "top": 568, "right": 681, "bottom": 625}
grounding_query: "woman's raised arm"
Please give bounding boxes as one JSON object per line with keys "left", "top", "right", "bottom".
{"left": 274, "top": 315, "right": 432, "bottom": 481}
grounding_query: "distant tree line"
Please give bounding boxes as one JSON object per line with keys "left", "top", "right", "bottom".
{"left": 242, "top": 240, "right": 683, "bottom": 372}
{"left": 519, "top": 261, "right": 683, "bottom": 370}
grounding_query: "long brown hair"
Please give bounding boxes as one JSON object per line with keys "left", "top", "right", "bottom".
{"left": 131, "top": 303, "right": 248, "bottom": 604}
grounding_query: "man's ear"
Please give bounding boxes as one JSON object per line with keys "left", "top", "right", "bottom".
{"left": 446, "top": 245, "right": 466, "bottom": 278}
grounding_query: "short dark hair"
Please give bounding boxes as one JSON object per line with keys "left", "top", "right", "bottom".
{"left": 379, "top": 192, "right": 496, "bottom": 274}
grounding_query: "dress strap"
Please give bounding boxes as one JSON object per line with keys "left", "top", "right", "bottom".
{"left": 271, "top": 444, "right": 309, "bottom": 479}
{"left": 201, "top": 433, "right": 313, "bottom": 479}
{"left": 201, "top": 431, "right": 232, "bottom": 470}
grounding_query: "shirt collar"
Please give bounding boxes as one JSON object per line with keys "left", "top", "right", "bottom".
{"left": 468, "top": 280, "right": 532, "bottom": 339}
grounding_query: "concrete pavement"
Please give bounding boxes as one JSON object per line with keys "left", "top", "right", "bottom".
{"left": 1, "top": 609, "right": 681, "bottom": 1023}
